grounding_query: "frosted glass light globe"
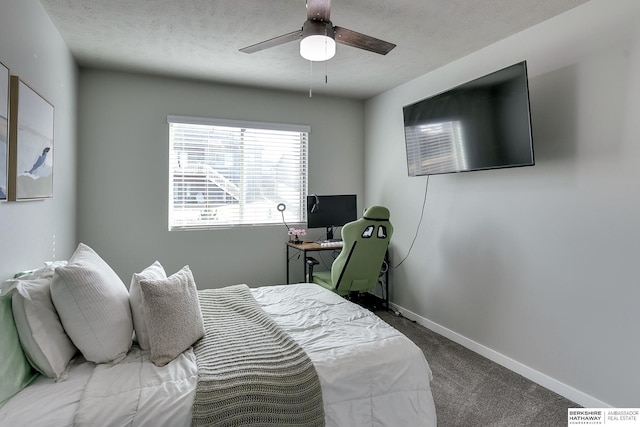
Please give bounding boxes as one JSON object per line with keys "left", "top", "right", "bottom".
{"left": 300, "top": 35, "right": 336, "bottom": 61}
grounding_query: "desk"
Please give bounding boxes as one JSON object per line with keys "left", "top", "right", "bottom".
{"left": 285, "top": 241, "right": 390, "bottom": 310}
{"left": 285, "top": 241, "right": 335, "bottom": 284}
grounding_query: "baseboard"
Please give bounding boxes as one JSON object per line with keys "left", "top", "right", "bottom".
{"left": 389, "top": 302, "right": 611, "bottom": 409}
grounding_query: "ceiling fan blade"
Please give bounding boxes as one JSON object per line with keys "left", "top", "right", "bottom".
{"left": 333, "top": 26, "right": 396, "bottom": 55}
{"left": 239, "top": 30, "right": 302, "bottom": 54}
{"left": 306, "top": 0, "right": 331, "bottom": 22}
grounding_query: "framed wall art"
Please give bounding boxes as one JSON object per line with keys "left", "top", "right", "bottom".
{"left": 0, "top": 62, "right": 8, "bottom": 201}
{"left": 8, "top": 76, "right": 54, "bottom": 201}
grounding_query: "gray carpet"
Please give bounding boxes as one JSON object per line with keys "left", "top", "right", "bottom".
{"left": 376, "top": 310, "right": 579, "bottom": 427}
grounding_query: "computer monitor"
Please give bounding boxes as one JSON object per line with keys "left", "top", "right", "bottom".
{"left": 306, "top": 194, "right": 358, "bottom": 240}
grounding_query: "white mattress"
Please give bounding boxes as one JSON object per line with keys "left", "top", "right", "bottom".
{"left": 0, "top": 283, "right": 436, "bottom": 427}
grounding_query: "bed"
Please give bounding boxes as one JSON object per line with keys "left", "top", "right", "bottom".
{"left": 0, "top": 244, "right": 436, "bottom": 427}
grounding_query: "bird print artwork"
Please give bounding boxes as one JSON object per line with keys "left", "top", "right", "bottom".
{"left": 15, "top": 143, "right": 54, "bottom": 200}
{"left": 25, "top": 147, "right": 51, "bottom": 175}
{"left": 11, "top": 76, "right": 55, "bottom": 200}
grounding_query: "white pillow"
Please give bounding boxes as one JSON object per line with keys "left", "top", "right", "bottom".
{"left": 11, "top": 278, "right": 77, "bottom": 379}
{"left": 51, "top": 243, "right": 133, "bottom": 364}
{"left": 13, "top": 261, "right": 68, "bottom": 280}
{"left": 140, "top": 265, "right": 204, "bottom": 367}
{"left": 129, "top": 261, "right": 166, "bottom": 350}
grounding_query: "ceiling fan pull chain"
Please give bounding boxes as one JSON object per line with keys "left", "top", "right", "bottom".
{"left": 309, "top": 60, "right": 313, "bottom": 98}
{"left": 325, "top": 59, "right": 328, "bottom": 84}
{"left": 324, "top": 29, "right": 329, "bottom": 85}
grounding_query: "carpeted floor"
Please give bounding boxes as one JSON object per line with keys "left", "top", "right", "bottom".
{"left": 376, "top": 309, "right": 579, "bottom": 427}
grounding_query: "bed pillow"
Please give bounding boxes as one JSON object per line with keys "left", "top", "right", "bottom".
{"left": 13, "top": 260, "right": 68, "bottom": 280}
{"left": 51, "top": 243, "right": 133, "bottom": 364}
{"left": 129, "top": 261, "right": 166, "bottom": 350}
{"left": 10, "top": 278, "right": 77, "bottom": 379}
{"left": 139, "top": 265, "right": 204, "bottom": 367}
{"left": 0, "top": 292, "right": 38, "bottom": 405}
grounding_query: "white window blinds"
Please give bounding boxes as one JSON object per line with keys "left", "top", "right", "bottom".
{"left": 168, "top": 116, "right": 309, "bottom": 230}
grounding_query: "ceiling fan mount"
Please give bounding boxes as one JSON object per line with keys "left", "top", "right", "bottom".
{"left": 240, "top": 0, "right": 396, "bottom": 61}
{"left": 302, "top": 20, "right": 334, "bottom": 39}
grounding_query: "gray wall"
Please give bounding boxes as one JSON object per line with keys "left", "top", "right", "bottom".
{"left": 0, "top": 0, "right": 77, "bottom": 280}
{"left": 364, "top": 0, "right": 640, "bottom": 408}
{"left": 77, "top": 69, "right": 364, "bottom": 287}
{"left": 6, "top": 0, "right": 635, "bottom": 410}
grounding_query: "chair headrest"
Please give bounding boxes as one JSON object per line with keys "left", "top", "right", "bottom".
{"left": 362, "top": 206, "right": 390, "bottom": 221}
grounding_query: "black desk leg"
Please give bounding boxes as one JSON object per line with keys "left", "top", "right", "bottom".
{"left": 286, "top": 245, "right": 290, "bottom": 284}
{"left": 302, "top": 249, "right": 306, "bottom": 283}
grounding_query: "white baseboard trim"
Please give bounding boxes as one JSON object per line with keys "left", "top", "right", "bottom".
{"left": 389, "top": 302, "right": 611, "bottom": 408}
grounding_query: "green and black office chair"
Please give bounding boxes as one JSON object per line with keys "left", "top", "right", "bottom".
{"left": 306, "top": 206, "right": 393, "bottom": 297}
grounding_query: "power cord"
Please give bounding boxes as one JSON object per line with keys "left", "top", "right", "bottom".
{"left": 392, "top": 175, "right": 430, "bottom": 268}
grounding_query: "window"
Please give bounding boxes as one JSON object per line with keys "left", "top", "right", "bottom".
{"left": 168, "top": 116, "right": 309, "bottom": 230}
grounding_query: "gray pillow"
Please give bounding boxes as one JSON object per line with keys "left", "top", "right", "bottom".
{"left": 139, "top": 265, "right": 204, "bottom": 367}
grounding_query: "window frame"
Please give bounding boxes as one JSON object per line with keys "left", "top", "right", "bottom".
{"left": 167, "top": 115, "right": 310, "bottom": 231}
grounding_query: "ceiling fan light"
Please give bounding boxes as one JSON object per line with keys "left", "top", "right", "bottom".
{"left": 300, "top": 35, "right": 336, "bottom": 61}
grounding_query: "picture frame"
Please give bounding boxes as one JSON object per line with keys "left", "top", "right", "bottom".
{"left": 7, "top": 76, "right": 54, "bottom": 201}
{"left": 0, "top": 62, "right": 8, "bottom": 201}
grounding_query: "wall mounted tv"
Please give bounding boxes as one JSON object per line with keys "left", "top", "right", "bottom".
{"left": 403, "top": 61, "right": 534, "bottom": 176}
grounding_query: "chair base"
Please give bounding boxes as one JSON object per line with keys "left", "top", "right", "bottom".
{"left": 345, "top": 292, "right": 387, "bottom": 312}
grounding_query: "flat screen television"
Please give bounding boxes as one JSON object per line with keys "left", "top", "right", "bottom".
{"left": 306, "top": 194, "right": 357, "bottom": 240}
{"left": 403, "top": 61, "right": 534, "bottom": 176}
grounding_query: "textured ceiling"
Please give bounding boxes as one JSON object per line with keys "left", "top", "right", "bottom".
{"left": 39, "top": 0, "right": 589, "bottom": 99}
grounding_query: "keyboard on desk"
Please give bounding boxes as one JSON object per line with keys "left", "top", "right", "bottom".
{"left": 319, "top": 240, "right": 343, "bottom": 248}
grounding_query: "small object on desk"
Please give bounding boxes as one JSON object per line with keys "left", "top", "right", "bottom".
{"left": 288, "top": 228, "right": 307, "bottom": 244}
{"left": 320, "top": 240, "right": 343, "bottom": 248}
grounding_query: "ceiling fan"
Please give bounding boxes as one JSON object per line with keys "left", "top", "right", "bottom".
{"left": 239, "top": 0, "right": 396, "bottom": 62}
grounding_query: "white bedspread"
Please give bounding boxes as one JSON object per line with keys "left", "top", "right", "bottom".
{"left": 252, "top": 284, "right": 436, "bottom": 427}
{"left": 73, "top": 348, "right": 197, "bottom": 426}
{"left": 0, "top": 357, "right": 94, "bottom": 427}
{"left": 0, "top": 348, "right": 197, "bottom": 427}
{"left": 0, "top": 283, "right": 436, "bottom": 427}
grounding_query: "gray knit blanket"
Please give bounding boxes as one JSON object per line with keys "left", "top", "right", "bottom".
{"left": 192, "top": 285, "right": 325, "bottom": 427}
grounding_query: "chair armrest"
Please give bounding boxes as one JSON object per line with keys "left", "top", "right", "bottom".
{"left": 305, "top": 257, "right": 320, "bottom": 266}
{"left": 305, "top": 257, "right": 320, "bottom": 281}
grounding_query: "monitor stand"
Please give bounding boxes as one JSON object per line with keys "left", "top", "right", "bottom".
{"left": 326, "top": 226, "right": 335, "bottom": 241}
